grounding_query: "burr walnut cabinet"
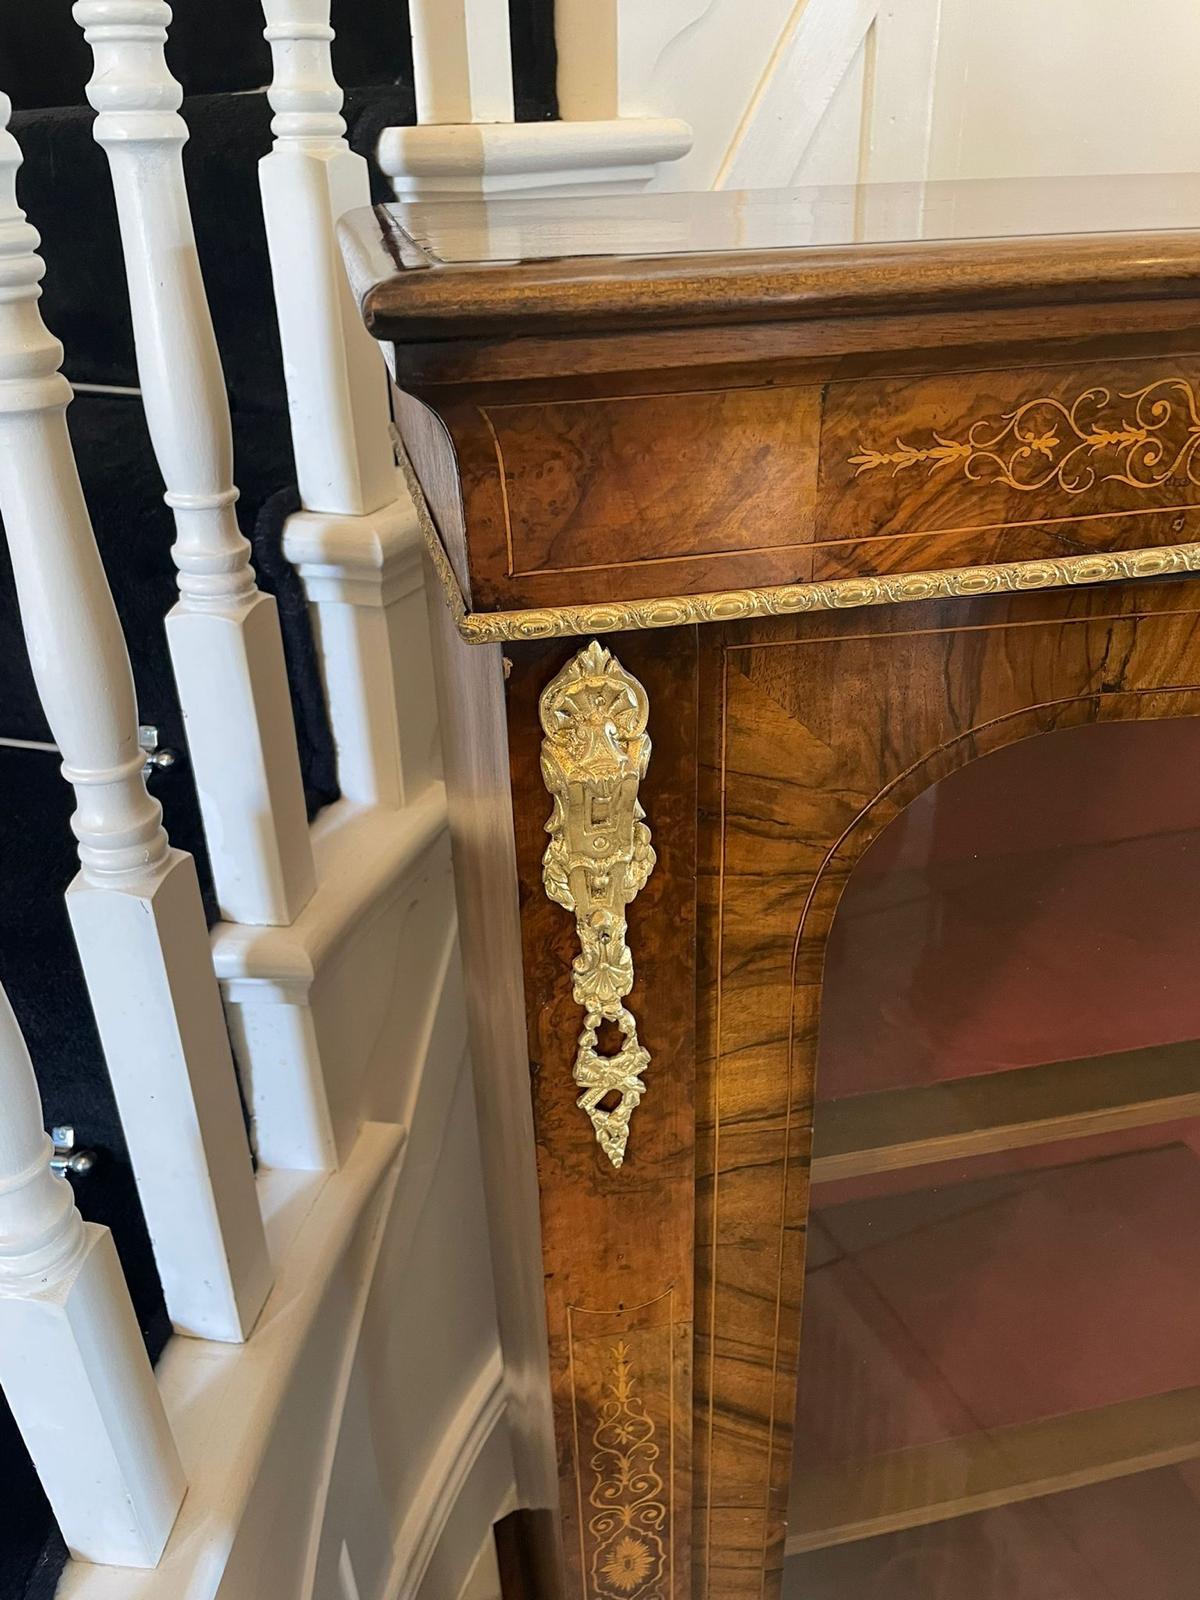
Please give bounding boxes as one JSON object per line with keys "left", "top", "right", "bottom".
{"left": 343, "top": 178, "right": 1200, "bottom": 1600}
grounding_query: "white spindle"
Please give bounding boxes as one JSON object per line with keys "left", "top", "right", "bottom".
{"left": 380, "top": 0, "right": 694, "bottom": 201}
{"left": 73, "top": 0, "right": 316, "bottom": 927}
{"left": 0, "top": 980, "right": 185, "bottom": 1567}
{"left": 260, "top": 0, "right": 439, "bottom": 810}
{"left": 408, "top": 0, "right": 515, "bottom": 124}
{"left": 0, "top": 97, "right": 271, "bottom": 1342}
{"left": 260, "top": 0, "right": 395, "bottom": 518}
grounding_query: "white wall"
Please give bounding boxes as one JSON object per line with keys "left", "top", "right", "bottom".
{"left": 646, "top": 0, "right": 1200, "bottom": 199}
{"left": 641, "top": 0, "right": 945, "bottom": 195}
{"left": 927, "top": 0, "right": 1200, "bottom": 182}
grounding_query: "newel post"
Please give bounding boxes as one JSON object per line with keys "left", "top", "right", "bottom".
{"left": 260, "top": 0, "right": 440, "bottom": 809}
{"left": 0, "top": 96, "right": 271, "bottom": 1342}
{"left": 0, "top": 980, "right": 185, "bottom": 1566}
{"left": 73, "top": 0, "right": 316, "bottom": 927}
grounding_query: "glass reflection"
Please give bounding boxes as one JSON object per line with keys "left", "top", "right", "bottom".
{"left": 786, "top": 717, "right": 1200, "bottom": 1599}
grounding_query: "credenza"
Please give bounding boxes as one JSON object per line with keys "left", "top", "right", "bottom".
{"left": 342, "top": 179, "right": 1200, "bottom": 1600}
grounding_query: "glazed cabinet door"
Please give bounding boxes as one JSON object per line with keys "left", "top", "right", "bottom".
{"left": 696, "top": 580, "right": 1200, "bottom": 1599}
{"left": 505, "top": 580, "right": 1200, "bottom": 1600}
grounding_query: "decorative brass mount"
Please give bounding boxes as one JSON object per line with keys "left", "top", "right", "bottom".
{"left": 539, "top": 641, "right": 655, "bottom": 1169}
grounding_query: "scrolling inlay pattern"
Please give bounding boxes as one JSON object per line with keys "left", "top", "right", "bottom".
{"left": 540, "top": 642, "right": 656, "bottom": 1168}
{"left": 589, "top": 1340, "right": 668, "bottom": 1600}
{"left": 848, "top": 378, "right": 1200, "bottom": 493}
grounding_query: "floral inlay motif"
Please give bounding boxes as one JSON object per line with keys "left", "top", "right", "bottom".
{"left": 588, "top": 1341, "right": 667, "bottom": 1600}
{"left": 600, "top": 1535, "right": 657, "bottom": 1594}
{"left": 848, "top": 378, "right": 1200, "bottom": 495}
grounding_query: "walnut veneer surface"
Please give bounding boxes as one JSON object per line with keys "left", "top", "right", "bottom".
{"left": 342, "top": 180, "right": 1200, "bottom": 1600}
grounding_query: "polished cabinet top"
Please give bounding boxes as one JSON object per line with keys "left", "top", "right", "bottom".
{"left": 341, "top": 176, "right": 1200, "bottom": 348}
{"left": 343, "top": 178, "right": 1200, "bottom": 646}
{"left": 378, "top": 174, "right": 1200, "bottom": 263}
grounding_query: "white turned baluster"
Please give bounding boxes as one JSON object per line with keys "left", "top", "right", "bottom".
{"left": 0, "top": 97, "right": 271, "bottom": 1342}
{"left": 261, "top": 0, "right": 440, "bottom": 811}
{"left": 260, "top": 0, "right": 395, "bottom": 518}
{"left": 381, "top": 0, "right": 694, "bottom": 201}
{"left": 73, "top": 0, "right": 316, "bottom": 927}
{"left": 409, "top": 0, "right": 515, "bottom": 124}
{"left": 0, "top": 981, "right": 185, "bottom": 1567}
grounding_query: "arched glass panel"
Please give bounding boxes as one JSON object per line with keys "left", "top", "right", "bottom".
{"left": 786, "top": 716, "right": 1200, "bottom": 1598}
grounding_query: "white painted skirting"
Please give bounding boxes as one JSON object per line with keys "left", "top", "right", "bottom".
{"left": 386, "top": 1349, "right": 509, "bottom": 1600}
{"left": 57, "top": 908, "right": 511, "bottom": 1600}
{"left": 214, "top": 791, "right": 452, "bottom": 1170}
{"left": 57, "top": 1122, "right": 405, "bottom": 1600}
{"left": 716, "top": 0, "right": 878, "bottom": 188}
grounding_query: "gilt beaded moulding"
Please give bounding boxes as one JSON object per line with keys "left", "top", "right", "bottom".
{"left": 539, "top": 641, "right": 655, "bottom": 1169}
{"left": 398, "top": 441, "right": 1200, "bottom": 645}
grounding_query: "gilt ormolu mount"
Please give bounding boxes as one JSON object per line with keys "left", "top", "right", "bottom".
{"left": 539, "top": 641, "right": 655, "bottom": 1169}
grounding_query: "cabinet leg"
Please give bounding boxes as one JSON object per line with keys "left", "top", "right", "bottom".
{"left": 495, "top": 1508, "right": 564, "bottom": 1600}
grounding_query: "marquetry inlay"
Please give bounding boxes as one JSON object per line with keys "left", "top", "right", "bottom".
{"left": 587, "top": 1339, "right": 669, "bottom": 1600}
{"left": 399, "top": 446, "right": 1200, "bottom": 645}
{"left": 848, "top": 377, "right": 1200, "bottom": 494}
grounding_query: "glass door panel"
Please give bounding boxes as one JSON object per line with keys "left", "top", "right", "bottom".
{"left": 785, "top": 716, "right": 1200, "bottom": 1598}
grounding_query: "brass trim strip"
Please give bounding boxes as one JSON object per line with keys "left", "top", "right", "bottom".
{"left": 398, "top": 450, "right": 1200, "bottom": 646}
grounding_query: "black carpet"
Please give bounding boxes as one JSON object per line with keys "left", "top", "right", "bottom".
{"left": 0, "top": 0, "right": 414, "bottom": 114}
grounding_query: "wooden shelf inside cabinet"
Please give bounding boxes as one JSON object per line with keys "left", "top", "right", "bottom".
{"left": 809, "top": 1040, "right": 1200, "bottom": 1183}
{"left": 786, "top": 1385, "right": 1200, "bottom": 1555}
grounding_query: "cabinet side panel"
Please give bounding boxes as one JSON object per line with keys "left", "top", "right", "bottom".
{"left": 423, "top": 564, "right": 563, "bottom": 1591}
{"left": 506, "top": 630, "right": 700, "bottom": 1600}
